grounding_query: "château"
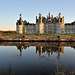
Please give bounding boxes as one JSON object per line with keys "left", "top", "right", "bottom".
{"left": 16, "top": 12, "right": 65, "bottom": 34}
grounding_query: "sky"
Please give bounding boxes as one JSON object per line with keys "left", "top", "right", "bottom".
{"left": 0, "top": 0, "right": 75, "bottom": 31}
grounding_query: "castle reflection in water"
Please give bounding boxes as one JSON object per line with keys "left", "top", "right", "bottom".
{"left": 0, "top": 42, "right": 75, "bottom": 58}
{"left": 36, "top": 46, "right": 64, "bottom": 58}
{"left": 16, "top": 45, "right": 64, "bottom": 59}
{"left": 17, "top": 46, "right": 29, "bottom": 56}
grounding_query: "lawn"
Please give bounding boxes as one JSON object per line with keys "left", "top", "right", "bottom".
{"left": 1, "top": 33, "right": 75, "bottom": 36}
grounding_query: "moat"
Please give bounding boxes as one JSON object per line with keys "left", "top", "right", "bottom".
{"left": 0, "top": 42, "right": 75, "bottom": 75}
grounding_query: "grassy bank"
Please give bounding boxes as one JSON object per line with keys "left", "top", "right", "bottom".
{"left": 1, "top": 33, "right": 75, "bottom": 36}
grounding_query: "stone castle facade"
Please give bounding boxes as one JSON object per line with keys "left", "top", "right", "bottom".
{"left": 16, "top": 12, "right": 65, "bottom": 34}
{"left": 65, "top": 21, "right": 75, "bottom": 34}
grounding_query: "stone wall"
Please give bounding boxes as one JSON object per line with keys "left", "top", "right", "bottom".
{"left": 0, "top": 36, "right": 75, "bottom": 41}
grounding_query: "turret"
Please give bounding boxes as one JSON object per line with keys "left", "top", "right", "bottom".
{"left": 16, "top": 14, "right": 23, "bottom": 34}
{"left": 39, "top": 13, "right": 44, "bottom": 34}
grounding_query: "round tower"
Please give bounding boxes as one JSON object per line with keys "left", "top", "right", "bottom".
{"left": 16, "top": 14, "right": 23, "bottom": 34}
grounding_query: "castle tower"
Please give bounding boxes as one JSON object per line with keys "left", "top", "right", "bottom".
{"left": 16, "top": 14, "right": 23, "bottom": 34}
{"left": 39, "top": 13, "right": 44, "bottom": 34}
{"left": 61, "top": 16, "right": 65, "bottom": 33}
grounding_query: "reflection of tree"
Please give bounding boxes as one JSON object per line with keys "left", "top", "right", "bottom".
{"left": 36, "top": 46, "right": 64, "bottom": 59}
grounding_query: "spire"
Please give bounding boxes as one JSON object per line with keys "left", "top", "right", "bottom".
{"left": 49, "top": 12, "right": 50, "bottom": 18}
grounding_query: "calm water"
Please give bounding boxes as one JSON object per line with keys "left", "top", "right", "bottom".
{"left": 0, "top": 42, "right": 75, "bottom": 75}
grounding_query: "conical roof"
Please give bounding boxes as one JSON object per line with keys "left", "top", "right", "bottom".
{"left": 18, "top": 14, "right": 23, "bottom": 25}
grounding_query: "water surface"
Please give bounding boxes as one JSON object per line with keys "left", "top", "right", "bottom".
{"left": 0, "top": 42, "right": 75, "bottom": 75}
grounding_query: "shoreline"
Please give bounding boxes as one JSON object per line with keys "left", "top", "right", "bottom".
{"left": 0, "top": 41, "right": 75, "bottom": 47}
{"left": 0, "top": 40, "right": 75, "bottom": 42}
{"left": 0, "top": 35, "right": 75, "bottom": 42}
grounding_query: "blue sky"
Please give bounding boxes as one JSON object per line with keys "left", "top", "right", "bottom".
{"left": 0, "top": 0, "right": 75, "bottom": 30}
